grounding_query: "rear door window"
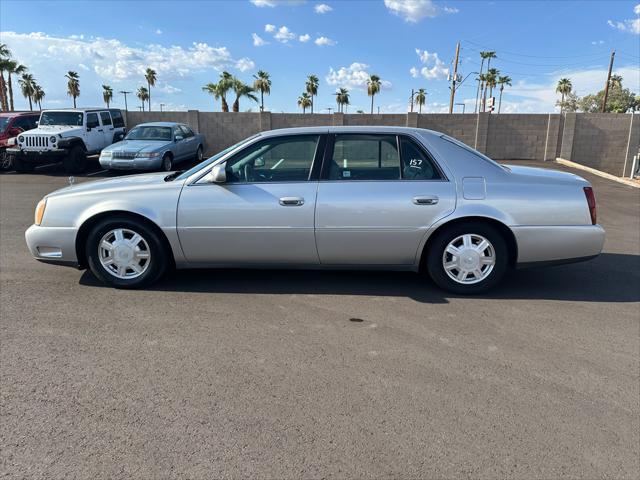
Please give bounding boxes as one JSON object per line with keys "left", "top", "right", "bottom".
{"left": 100, "top": 112, "right": 112, "bottom": 126}
{"left": 399, "top": 136, "right": 442, "bottom": 180}
{"left": 328, "top": 134, "right": 400, "bottom": 181}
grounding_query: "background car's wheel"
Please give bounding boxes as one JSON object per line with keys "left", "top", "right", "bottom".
{"left": 425, "top": 221, "right": 508, "bottom": 294}
{"left": 86, "top": 216, "right": 168, "bottom": 289}
{"left": 195, "top": 145, "right": 203, "bottom": 162}
{"left": 12, "top": 155, "right": 34, "bottom": 173}
{"left": 63, "top": 146, "right": 87, "bottom": 174}
{"left": 1, "top": 151, "right": 14, "bottom": 170}
{"left": 161, "top": 153, "right": 173, "bottom": 171}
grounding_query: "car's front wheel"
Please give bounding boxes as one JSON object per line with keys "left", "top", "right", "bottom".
{"left": 425, "top": 222, "right": 508, "bottom": 294}
{"left": 86, "top": 217, "right": 168, "bottom": 288}
{"left": 161, "top": 153, "right": 173, "bottom": 172}
{"left": 195, "top": 145, "right": 203, "bottom": 162}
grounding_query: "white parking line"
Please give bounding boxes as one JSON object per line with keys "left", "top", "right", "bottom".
{"left": 35, "top": 163, "right": 59, "bottom": 169}
{"left": 86, "top": 169, "right": 107, "bottom": 176}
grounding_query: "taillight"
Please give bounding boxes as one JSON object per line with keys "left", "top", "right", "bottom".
{"left": 583, "top": 187, "right": 596, "bottom": 225}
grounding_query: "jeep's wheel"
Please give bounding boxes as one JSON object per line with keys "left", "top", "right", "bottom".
{"left": 0, "top": 151, "right": 13, "bottom": 170}
{"left": 12, "top": 155, "right": 34, "bottom": 173}
{"left": 161, "top": 153, "right": 172, "bottom": 172}
{"left": 63, "top": 146, "right": 87, "bottom": 174}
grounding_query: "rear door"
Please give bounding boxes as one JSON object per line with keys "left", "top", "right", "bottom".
{"left": 179, "top": 125, "right": 198, "bottom": 159}
{"left": 99, "top": 111, "right": 114, "bottom": 147}
{"left": 314, "top": 133, "right": 456, "bottom": 265}
{"left": 177, "top": 134, "right": 325, "bottom": 265}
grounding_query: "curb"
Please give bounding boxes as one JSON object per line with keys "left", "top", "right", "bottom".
{"left": 555, "top": 158, "right": 640, "bottom": 189}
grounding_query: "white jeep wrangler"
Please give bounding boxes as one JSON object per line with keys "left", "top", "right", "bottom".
{"left": 8, "top": 108, "right": 126, "bottom": 173}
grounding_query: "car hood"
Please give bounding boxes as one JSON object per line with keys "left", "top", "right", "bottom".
{"left": 47, "top": 172, "right": 175, "bottom": 198}
{"left": 104, "top": 139, "right": 168, "bottom": 153}
{"left": 503, "top": 164, "right": 589, "bottom": 185}
{"left": 26, "top": 125, "right": 84, "bottom": 136}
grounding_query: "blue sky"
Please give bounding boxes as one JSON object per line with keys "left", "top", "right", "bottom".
{"left": 1, "top": 0, "right": 639, "bottom": 113}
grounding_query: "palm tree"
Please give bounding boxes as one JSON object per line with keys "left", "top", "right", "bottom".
{"left": 305, "top": 74, "right": 319, "bottom": 114}
{"left": 32, "top": 84, "right": 45, "bottom": 110}
{"left": 144, "top": 68, "right": 157, "bottom": 111}
{"left": 217, "top": 72, "right": 234, "bottom": 112}
{"left": 475, "top": 51, "right": 495, "bottom": 113}
{"left": 136, "top": 86, "right": 149, "bottom": 112}
{"left": 556, "top": 78, "right": 573, "bottom": 113}
{"left": 415, "top": 88, "right": 427, "bottom": 113}
{"left": 335, "top": 88, "right": 350, "bottom": 113}
{"left": 297, "top": 92, "right": 312, "bottom": 113}
{"left": 477, "top": 73, "right": 487, "bottom": 112}
{"left": 5, "top": 61, "right": 27, "bottom": 111}
{"left": 0, "top": 43, "right": 10, "bottom": 111}
{"left": 202, "top": 82, "right": 223, "bottom": 111}
{"left": 231, "top": 78, "right": 258, "bottom": 112}
{"left": 65, "top": 71, "right": 80, "bottom": 108}
{"left": 486, "top": 68, "right": 499, "bottom": 108}
{"left": 252, "top": 70, "right": 271, "bottom": 112}
{"left": 367, "top": 74, "right": 382, "bottom": 114}
{"left": 609, "top": 74, "right": 623, "bottom": 90}
{"left": 102, "top": 85, "right": 113, "bottom": 108}
{"left": 18, "top": 73, "right": 35, "bottom": 111}
{"left": 481, "top": 53, "right": 497, "bottom": 112}
{"left": 497, "top": 75, "right": 511, "bottom": 114}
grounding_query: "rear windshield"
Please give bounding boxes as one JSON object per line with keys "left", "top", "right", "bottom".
{"left": 39, "top": 111, "right": 84, "bottom": 126}
{"left": 440, "top": 134, "right": 509, "bottom": 171}
{"left": 125, "top": 126, "right": 172, "bottom": 141}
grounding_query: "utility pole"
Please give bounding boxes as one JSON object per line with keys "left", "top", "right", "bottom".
{"left": 160, "top": 103, "right": 165, "bottom": 112}
{"left": 449, "top": 41, "right": 460, "bottom": 114}
{"left": 601, "top": 50, "right": 615, "bottom": 113}
{"left": 120, "top": 90, "right": 131, "bottom": 112}
{"left": 410, "top": 88, "right": 414, "bottom": 113}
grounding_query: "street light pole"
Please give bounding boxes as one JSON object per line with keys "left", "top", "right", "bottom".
{"left": 448, "top": 41, "right": 460, "bottom": 114}
{"left": 119, "top": 91, "right": 131, "bottom": 112}
{"left": 160, "top": 103, "right": 165, "bottom": 112}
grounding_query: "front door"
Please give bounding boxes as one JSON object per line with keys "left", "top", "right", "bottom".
{"left": 84, "top": 112, "right": 103, "bottom": 152}
{"left": 314, "top": 133, "right": 456, "bottom": 265}
{"left": 177, "top": 134, "right": 324, "bottom": 265}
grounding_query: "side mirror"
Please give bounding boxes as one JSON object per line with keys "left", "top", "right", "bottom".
{"left": 86, "top": 127, "right": 92, "bottom": 132}
{"left": 34, "top": 121, "right": 39, "bottom": 126}
{"left": 175, "top": 135, "right": 183, "bottom": 142}
{"left": 254, "top": 157, "right": 265, "bottom": 168}
{"left": 204, "top": 162, "right": 227, "bottom": 183}
{"left": 115, "top": 132, "right": 125, "bottom": 141}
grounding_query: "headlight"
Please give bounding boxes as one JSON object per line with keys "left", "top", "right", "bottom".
{"left": 49, "top": 136, "right": 56, "bottom": 143}
{"left": 18, "top": 135, "right": 24, "bottom": 143}
{"left": 35, "top": 198, "right": 47, "bottom": 226}
{"left": 135, "top": 152, "right": 160, "bottom": 158}
{"left": 100, "top": 150, "right": 112, "bottom": 157}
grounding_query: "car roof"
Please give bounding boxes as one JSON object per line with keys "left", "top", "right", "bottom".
{"left": 133, "top": 122, "right": 186, "bottom": 127}
{"left": 258, "top": 125, "right": 443, "bottom": 138}
{"left": 0, "top": 111, "right": 40, "bottom": 117}
{"left": 40, "top": 108, "right": 120, "bottom": 113}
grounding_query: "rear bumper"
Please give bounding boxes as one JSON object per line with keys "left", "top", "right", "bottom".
{"left": 25, "top": 224, "right": 79, "bottom": 267}
{"left": 513, "top": 225, "right": 605, "bottom": 266}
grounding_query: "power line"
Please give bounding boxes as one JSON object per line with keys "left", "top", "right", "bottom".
{"left": 462, "top": 39, "right": 613, "bottom": 59}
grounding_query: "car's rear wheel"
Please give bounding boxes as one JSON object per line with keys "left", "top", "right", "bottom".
{"left": 426, "top": 222, "right": 508, "bottom": 294}
{"left": 161, "top": 153, "right": 173, "bottom": 171}
{"left": 63, "top": 146, "right": 87, "bottom": 174}
{"left": 12, "top": 154, "right": 34, "bottom": 173}
{"left": 86, "top": 217, "right": 168, "bottom": 288}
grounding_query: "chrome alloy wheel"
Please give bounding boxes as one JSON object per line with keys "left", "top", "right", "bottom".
{"left": 98, "top": 228, "right": 151, "bottom": 279}
{"left": 442, "top": 234, "right": 496, "bottom": 285}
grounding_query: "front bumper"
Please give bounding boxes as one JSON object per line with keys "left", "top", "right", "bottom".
{"left": 8, "top": 148, "right": 68, "bottom": 163}
{"left": 513, "top": 224, "right": 605, "bottom": 266}
{"left": 99, "top": 156, "right": 163, "bottom": 171}
{"left": 25, "top": 224, "right": 79, "bottom": 267}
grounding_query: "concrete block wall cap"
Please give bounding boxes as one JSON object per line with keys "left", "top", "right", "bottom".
{"left": 555, "top": 158, "right": 639, "bottom": 188}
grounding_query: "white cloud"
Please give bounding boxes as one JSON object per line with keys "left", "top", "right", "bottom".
{"left": 235, "top": 58, "right": 255, "bottom": 72}
{"left": 411, "top": 48, "right": 449, "bottom": 80}
{"left": 326, "top": 62, "right": 392, "bottom": 89}
{"left": 314, "top": 36, "right": 336, "bottom": 46}
{"left": 265, "top": 24, "right": 276, "bottom": 33}
{"left": 274, "top": 26, "right": 296, "bottom": 43}
{"left": 607, "top": 4, "right": 640, "bottom": 34}
{"left": 384, "top": 0, "right": 456, "bottom": 23}
{"left": 250, "top": 0, "right": 305, "bottom": 6}
{"left": 78, "top": 63, "right": 90, "bottom": 71}
{"left": 315, "top": 3, "right": 332, "bottom": 14}
{"left": 299, "top": 34, "right": 311, "bottom": 42}
{"left": 252, "top": 33, "right": 268, "bottom": 46}
{"left": 0, "top": 31, "right": 252, "bottom": 82}
{"left": 155, "top": 29, "right": 163, "bottom": 35}
{"left": 591, "top": 40, "right": 604, "bottom": 45}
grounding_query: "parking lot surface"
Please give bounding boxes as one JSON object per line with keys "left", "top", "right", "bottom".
{"left": 1, "top": 159, "right": 639, "bottom": 478}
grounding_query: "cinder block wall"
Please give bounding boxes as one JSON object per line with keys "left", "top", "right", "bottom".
{"left": 122, "top": 111, "right": 639, "bottom": 176}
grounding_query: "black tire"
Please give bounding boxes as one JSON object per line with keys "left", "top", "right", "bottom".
{"left": 425, "top": 221, "right": 509, "bottom": 295}
{"left": 0, "top": 150, "right": 13, "bottom": 170}
{"left": 63, "top": 145, "right": 87, "bottom": 174}
{"left": 195, "top": 145, "right": 203, "bottom": 162}
{"left": 12, "top": 154, "right": 35, "bottom": 173}
{"left": 161, "top": 153, "right": 173, "bottom": 171}
{"left": 85, "top": 216, "right": 169, "bottom": 289}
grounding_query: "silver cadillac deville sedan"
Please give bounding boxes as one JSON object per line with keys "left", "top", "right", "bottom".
{"left": 26, "top": 126, "right": 604, "bottom": 294}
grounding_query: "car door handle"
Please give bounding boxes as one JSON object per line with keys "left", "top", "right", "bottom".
{"left": 413, "top": 196, "right": 439, "bottom": 205}
{"left": 279, "top": 197, "right": 304, "bottom": 206}
{"left": 97, "top": 129, "right": 103, "bottom": 132}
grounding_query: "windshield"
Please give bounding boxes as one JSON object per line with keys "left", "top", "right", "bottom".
{"left": 39, "top": 112, "right": 84, "bottom": 126}
{"left": 125, "top": 126, "right": 172, "bottom": 142}
{"left": 173, "top": 134, "right": 260, "bottom": 181}
{"left": 0, "top": 117, "right": 10, "bottom": 131}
